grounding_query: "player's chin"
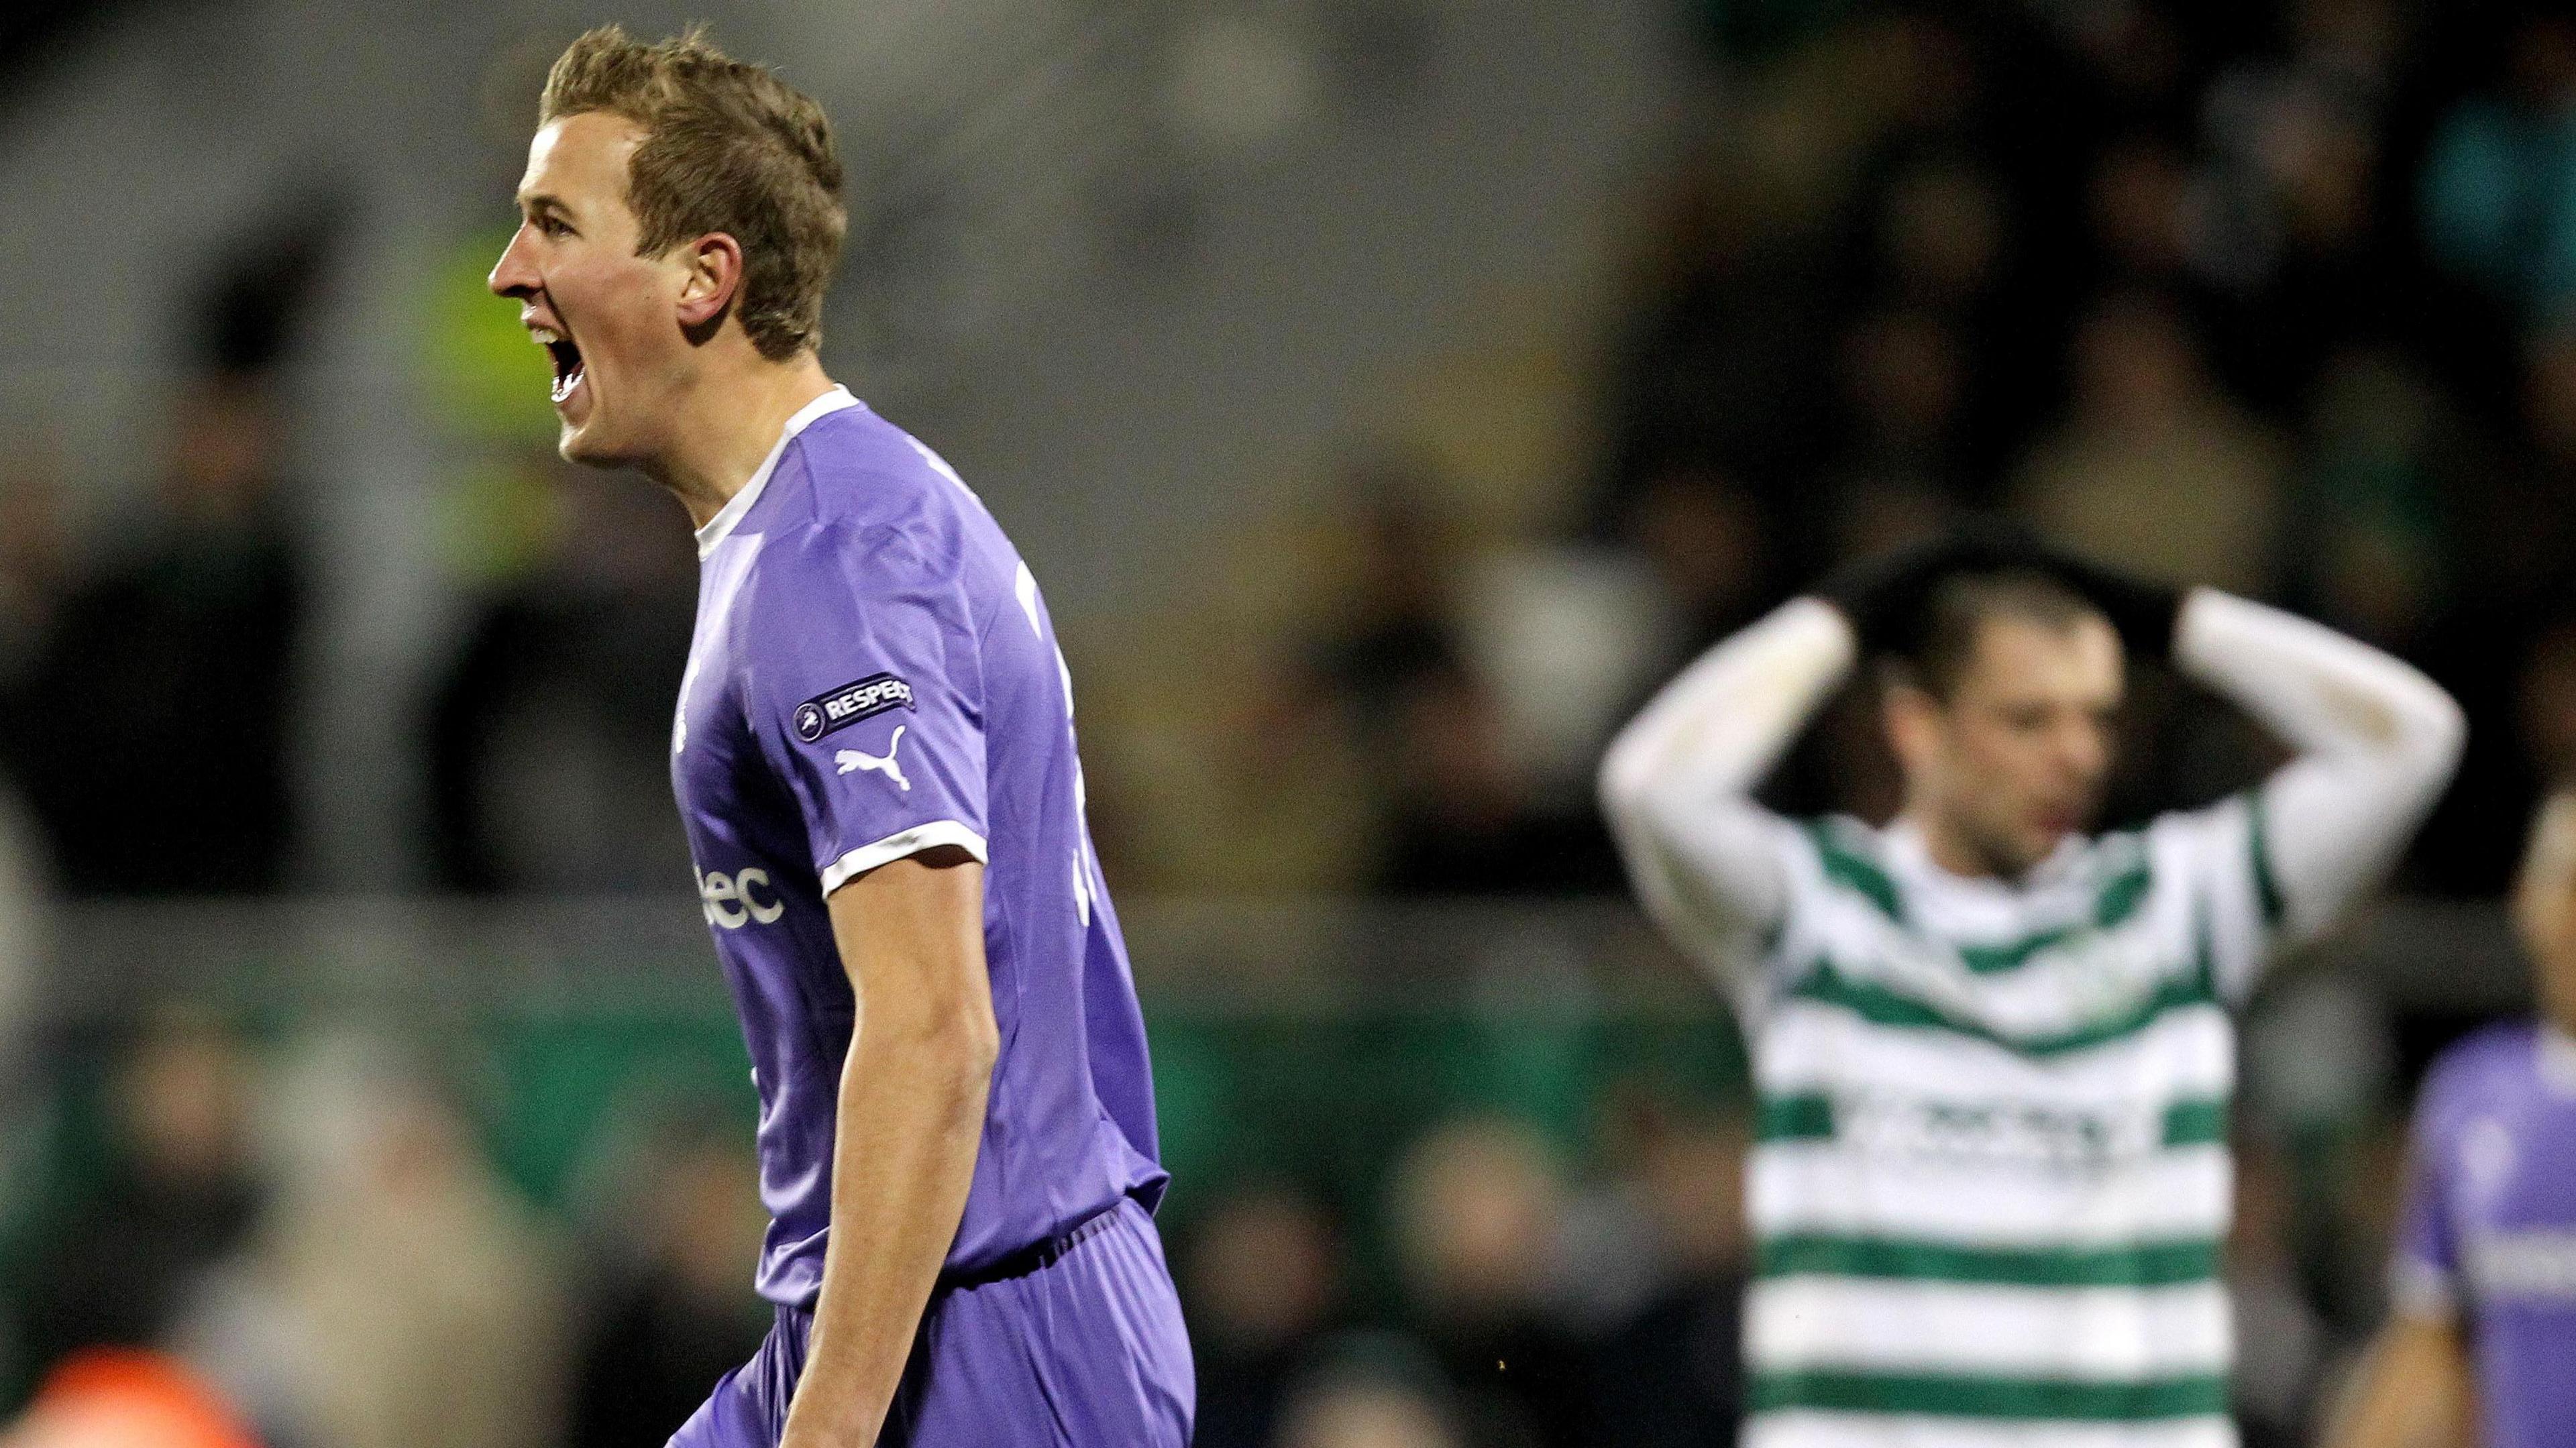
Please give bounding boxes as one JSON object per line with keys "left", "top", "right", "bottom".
{"left": 555, "top": 412, "right": 621, "bottom": 468}
{"left": 2023, "top": 813, "right": 2083, "bottom": 860}
{"left": 2004, "top": 812, "right": 2065, "bottom": 858}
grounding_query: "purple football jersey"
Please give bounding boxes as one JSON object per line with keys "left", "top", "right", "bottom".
{"left": 673, "top": 387, "right": 1167, "bottom": 1308}
{"left": 2393, "top": 1020, "right": 2576, "bottom": 1448}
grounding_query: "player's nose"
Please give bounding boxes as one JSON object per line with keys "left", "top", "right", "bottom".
{"left": 488, "top": 225, "right": 540, "bottom": 300}
{"left": 2060, "top": 720, "right": 2111, "bottom": 783}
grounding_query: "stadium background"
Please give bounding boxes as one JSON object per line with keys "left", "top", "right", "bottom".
{"left": 0, "top": 0, "right": 2563, "bottom": 1443}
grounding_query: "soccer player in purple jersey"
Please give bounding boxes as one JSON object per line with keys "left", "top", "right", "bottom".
{"left": 2326, "top": 791, "right": 2576, "bottom": 1448}
{"left": 485, "top": 26, "right": 1191, "bottom": 1448}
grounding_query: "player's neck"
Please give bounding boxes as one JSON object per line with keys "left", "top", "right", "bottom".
{"left": 649, "top": 352, "right": 839, "bottom": 529}
{"left": 1899, "top": 807, "right": 2031, "bottom": 883}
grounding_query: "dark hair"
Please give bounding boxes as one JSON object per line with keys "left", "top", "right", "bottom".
{"left": 541, "top": 24, "right": 845, "bottom": 360}
{"left": 1889, "top": 568, "right": 2110, "bottom": 700}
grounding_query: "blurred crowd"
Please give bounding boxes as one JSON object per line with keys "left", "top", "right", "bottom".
{"left": 0, "top": 1010, "right": 2421, "bottom": 1448}
{"left": 0, "top": 1015, "right": 1888, "bottom": 1447}
{"left": 0, "top": 1016, "right": 773, "bottom": 1447}
{"left": 1, "top": 0, "right": 2573, "bottom": 1445}
{"left": 0, "top": 198, "right": 698, "bottom": 901}
{"left": 1083, "top": 0, "right": 2576, "bottom": 901}
{"left": 8, "top": 1, "right": 2576, "bottom": 901}
{"left": 1175, "top": 1100, "right": 2412, "bottom": 1448}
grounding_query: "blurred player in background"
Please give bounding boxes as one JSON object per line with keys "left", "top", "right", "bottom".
{"left": 1599, "top": 526, "right": 2464, "bottom": 1448}
{"left": 2325, "top": 790, "right": 2576, "bottom": 1448}
{"left": 486, "top": 26, "right": 1189, "bottom": 1448}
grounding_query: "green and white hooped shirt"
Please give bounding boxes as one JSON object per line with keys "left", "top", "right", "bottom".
{"left": 1735, "top": 804, "right": 2279, "bottom": 1448}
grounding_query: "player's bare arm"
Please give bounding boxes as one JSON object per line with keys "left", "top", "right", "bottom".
{"left": 784, "top": 850, "right": 998, "bottom": 1448}
{"left": 2322, "top": 1293, "right": 2477, "bottom": 1448}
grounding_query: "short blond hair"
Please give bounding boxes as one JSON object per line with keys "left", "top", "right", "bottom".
{"left": 541, "top": 24, "right": 845, "bottom": 360}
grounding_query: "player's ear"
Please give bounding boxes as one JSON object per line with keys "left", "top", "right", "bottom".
{"left": 675, "top": 232, "right": 745, "bottom": 333}
{"left": 1881, "top": 668, "right": 1942, "bottom": 770}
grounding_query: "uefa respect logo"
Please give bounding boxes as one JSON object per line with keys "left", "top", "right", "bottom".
{"left": 793, "top": 672, "right": 916, "bottom": 743}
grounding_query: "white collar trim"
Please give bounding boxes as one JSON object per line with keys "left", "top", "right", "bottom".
{"left": 2540, "top": 1023, "right": 2576, "bottom": 1099}
{"left": 694, "top": 386, "right": 861, "bottom": 559}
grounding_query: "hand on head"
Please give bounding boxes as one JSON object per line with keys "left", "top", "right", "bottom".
{"left": 1816, "top": 517, "right": 2046, "bottom": 657}
{"left": 1817, "top": 518, "right": 2182, "bottom": 662}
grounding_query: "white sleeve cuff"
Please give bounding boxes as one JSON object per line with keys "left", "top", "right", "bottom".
{"left": 820, "top": 820, "right": 989, "bottom": 894}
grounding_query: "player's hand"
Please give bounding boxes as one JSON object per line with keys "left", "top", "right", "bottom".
{"left": 1815, "top": 519, "right": 2183, "bottom": 661}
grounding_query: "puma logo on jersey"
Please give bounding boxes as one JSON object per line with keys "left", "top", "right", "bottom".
{"left": 837, "top": 726, "right": 912, "bottom": 791}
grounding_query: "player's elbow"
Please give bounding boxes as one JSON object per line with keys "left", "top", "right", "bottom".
{"left": 2421, "top": 685, "right": 2468, "bottom": 776}
{"left": 877, "top": 991, "right": 1001, "bottom": 1090}
{"left": 1598, "top": 737, "right": 1734, "bottom": 893}
{"left": 2391, "top": 677, "right": 2467, "bottom": 801}
{"left": 1597, "top": 730, "right": 1664, "bottom": 838}
{"left": 2332, "top": 662, "right": 2466, "bottom": 799}
{"left": 937, "top": 999, "right": 1002, "bottom": 1084}
{"left": 913, "top": 1011, "right": 1000, "bottom": 1123}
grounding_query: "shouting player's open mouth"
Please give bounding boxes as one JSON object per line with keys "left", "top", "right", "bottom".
{"left": 533, "top": 324, "right": 586, "bottom": 408}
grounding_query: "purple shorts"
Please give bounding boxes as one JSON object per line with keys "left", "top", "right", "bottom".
{"left": 667, "top": 1196, "right": 1193, "bottom": 1447}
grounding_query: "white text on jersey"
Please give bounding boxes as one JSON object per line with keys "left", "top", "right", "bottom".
{"left": 702, "top": 867, "right": 784, "bottom": 929}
